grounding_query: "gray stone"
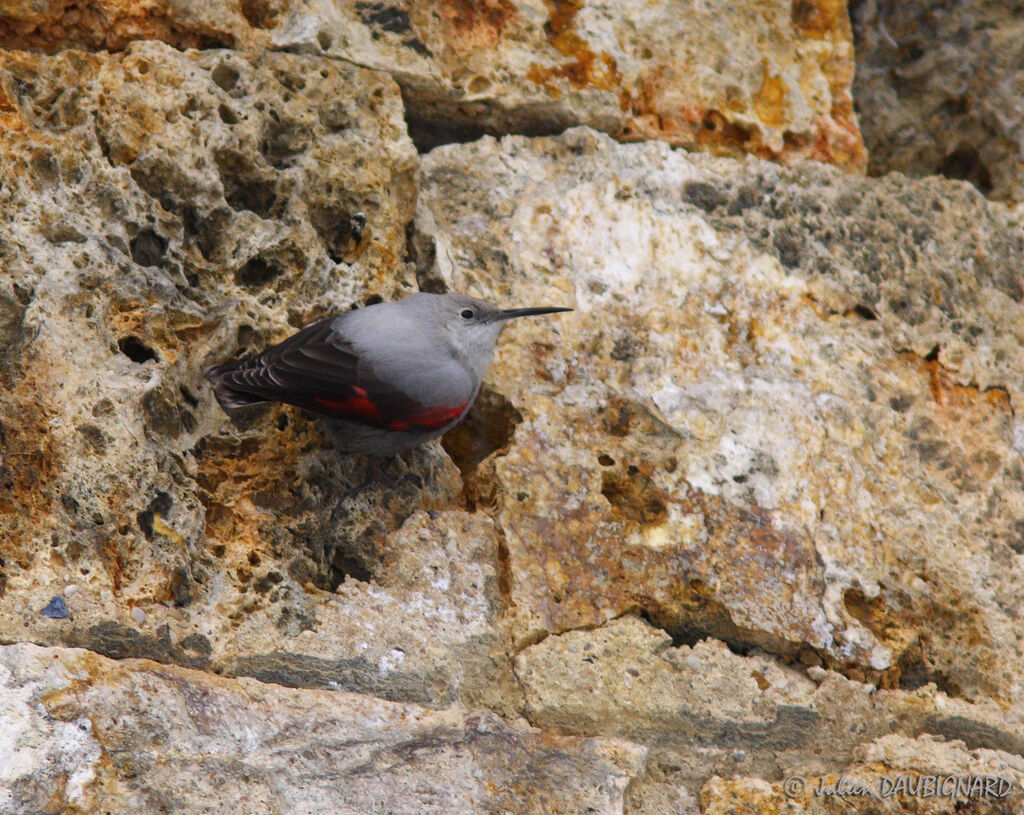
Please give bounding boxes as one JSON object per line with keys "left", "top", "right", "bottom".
{"left": 852, "top": 0, "right": 1024, "bottom": 201}
{"left": 0, "top": 642, "right": 646, "bottom": 814}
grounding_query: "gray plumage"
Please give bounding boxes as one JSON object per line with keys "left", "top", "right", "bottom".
{"left": 205, "top": 291, "right": 571, "bottom": 455}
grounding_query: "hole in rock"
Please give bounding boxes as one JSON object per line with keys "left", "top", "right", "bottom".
{"left": 118, "top": 336, "right": 157, "bottom": 364}
{"left": 211, "top": 62, "right": 239, "bottom": 91}
{"left": 441, "top": 387, "right": 523, "bottom": 482}
{"left": 215, "top": 149, "right": 277, "bottom": 217}
{"left": 849, "top": 304, "right": 877, "bottom": 320}
{"left": 936, "top": 146, "right": 992, "bottom": 196}
{"left": 235, "top": 256, "right": 285, "bottom": 288}
{"left": 404, "top": 114, "right": 565, "bottom": 154}
{"left": 130, "top": 228, "right": 167, "bottom": 267}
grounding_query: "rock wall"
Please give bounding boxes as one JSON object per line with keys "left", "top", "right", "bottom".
{"left": 1, "top": 2, "right": 1023, "bottom": 814}
{"left": 852, "top": 0, "right": 1024, "bottom": 202}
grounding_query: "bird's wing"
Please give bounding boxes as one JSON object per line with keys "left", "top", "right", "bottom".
{"left": 207, "top": 317, "right": 471, "bottom": 431}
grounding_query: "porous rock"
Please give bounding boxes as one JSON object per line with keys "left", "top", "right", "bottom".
{"left": 0, "top": 0, "right": 273, "bottom": 52}
{"left": 1, "top": 0, "right": 866, "bottom": 168}
{"left": 852, "top": 0, "right": 1024, "bottom": 201}
{"left": 0, "top": 41, "right": 500, "bottom": 709}
{"left": 0, "top": 642, "right": 646, "bottom": 814}
{"left": 416, "top": 127, "right": 1024, "bottom": 709}
{"left": 280, "top": 0, "right": 865, "bottom": 166}
{"left": 702, "top": 733, "right": 1024, "bottom": 813}
{"left": 517, "top": 615, "right": 1024, "bottom": 812}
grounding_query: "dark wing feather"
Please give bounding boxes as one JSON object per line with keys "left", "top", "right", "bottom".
{"left": 206, "top": 317, "right": 468, "bottom": 431}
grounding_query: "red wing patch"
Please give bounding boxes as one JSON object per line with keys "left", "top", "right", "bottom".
{"left": 387, "top": 402, "right": 468, "bottom": 432}
{"left": 314, "top": 394, "right": 383, "bottom": 422}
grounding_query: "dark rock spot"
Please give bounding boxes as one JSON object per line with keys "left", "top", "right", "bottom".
{"left": 92, "top": 398, "right": 115, "bottom": 418}
{"left": 137, "top": 491, "right": 173, "bottom": 540}
{"left": 349, "top": 212, "right": 367, "bottom": 242}
{"left": 189, "top": 205, "right": 233, "bottom": 261}
{"left": 937, "top": 146, "right": 992, "bottom": 196}
{"left": 180, "top": 632, "right": 213, "bottom": 656}
{"left": 402, "top": 37, "right": 431, "bottom": 57}
{"left": 319, "top": 101, "right": 352, "bottom": 132}
{"left": 130, "top": 227, "right": 167, "bottom": 267}
{"left": 889, "top": 394, "right": 915, "bottom": 413}
{"left": 211, "top": 61, "right": 240, "bottom": 91}
{"left": 40, "top": 595, "right": 68, "bottom": 619}
{"left": 226, "top": 651, "right": 437, "bottom": 703}
{"left": 171, "top": 568, "right": 193, "bottom": 607}
{"left": 30, "top": 153, "right": 58, "bottom": 187}
{"left": 218, "top": 103, "right": 239, "bottom": 124}
{"left": 240, "top": 0, "right": 281, "bottom": 29}
{"left": 235, "top": 256, "right": 285, "bottom": 288}
{"left": 849, "top": 304, "right": 877, "bottom": 320}
{"left": 310, "top": 204, "right": 366, "bottom": 260}
{"left": 67, "top": 620, "right": 210, "bottom": 669}
{"left": 684, "top": 181, "right": 727, "bottom": 213}
{"left": 611, "top": 335, "right": 640, "bottom": 361}
{"left": 179, "top": 386, "right": 199, "bottom": 408}
{"left": 405, "top": 115, "right": 490, "bottom": 154}
{"left": 76, "top": 423, "right": 108, "bottom": 454}
{"left": 773, "top": 229, "right": 802, "bottom": 269}
{"left": 214, "top": 149, "right": 277, "bottom": 217}
{"left": 61, "top": 492, "right": 80, "bottom": 515}
{"left": 254, "top": 570, "right": 284, "bottom": 595}
{"left": 261, "top": 119, "right": 308, "bottom": 168}
{"left": 329, "top": 529, "right": 377, "bottom": 586}
{"left": 441, "top": 387, "right": 523, "bottom": 481}
{"left": 601, "top": 464, "right": 670, "bottom": 527}
{"left": 726, "top": 186, "right": 759, "bottom": 215}
{"left": 356, "top": 2, "right": 413, "bottom": 34}
{"left": 118, "top": 335, "right": 157, "bottom": 364}
{"left": 0, "top": 289, "right": 25, "bottom": 350}
{"left": 143, "top": 383, "right": 190, "bottom": 438}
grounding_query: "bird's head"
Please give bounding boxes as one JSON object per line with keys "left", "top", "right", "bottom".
{"left": 428, "top": 292, "right": 572, "bottom": 381}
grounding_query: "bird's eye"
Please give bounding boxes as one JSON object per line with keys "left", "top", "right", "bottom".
{"left": 460, "top": 308, "right": 475, "bottom": 319}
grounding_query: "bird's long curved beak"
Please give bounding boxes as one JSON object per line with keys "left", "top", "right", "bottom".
{"left": 493, "top": 306, "right": 574, "bottom": 322}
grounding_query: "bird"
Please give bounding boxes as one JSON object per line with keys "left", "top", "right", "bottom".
{"left": 205, "top": 291, "right": 572, "bottom": 455}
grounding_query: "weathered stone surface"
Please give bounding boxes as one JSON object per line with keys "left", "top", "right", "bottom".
{"left": 221, "top": 509, "right": 523, "bottom": 715}
{"left": 0, "top": 0, "right": 274, "bottom": 52}
{"left": 852, "top": 0, "right": 1024, "bottom": 201}
{"left": 0, "top": 42, "right": 514, "bottom": 710}
{"left": 1, "top": 2, "right": 1023, "bottom": 809}
{"left": 416, "top": 127, "right": 1024, "bottom": 707}
{"left": 0, "top": 642, "right": 646, "bottom": 814}
{"left": 517, "top": 615, "right": 1024, "bottom": 812}
{"left": 0, "top": 0, "right": 865, "bottom": 169}
{"left": 703, "top": 734, "right": 1024, "bottom": 813}
{"left": 285, "top": 0, "right": 865, "bottom": 166}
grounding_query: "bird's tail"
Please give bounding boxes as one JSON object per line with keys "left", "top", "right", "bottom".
{"left": 204, "top": 363, "right": 266, "bottom": 410}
